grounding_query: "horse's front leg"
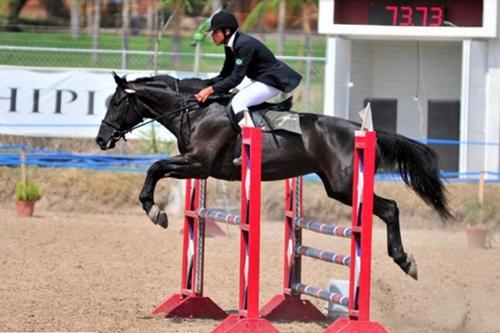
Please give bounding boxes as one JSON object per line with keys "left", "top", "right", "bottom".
{"left": 139, "top": 154, "right": 204, "bottom": 228}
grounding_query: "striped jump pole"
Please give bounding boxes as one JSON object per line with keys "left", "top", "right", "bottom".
{"left": 152, "top": 178, "right": 226, "bottom": 319}
{"left": 261, "top": 130, "right": 388, "bottom": 332}
{"left": 153, "top": 127, "right": 280, "bottom": 332}
{"left": 212, "top": 127, "right": 279, "bottom": 333}
{"left": 260, "top": 176, "right": 327, "bottom": 321}
{"left": 325, "top": 131, "right": 387, "bottom": 332}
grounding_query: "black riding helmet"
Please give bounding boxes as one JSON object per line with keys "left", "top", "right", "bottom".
{"left": 208, "top": 11, "right": 239, "bottom": 33}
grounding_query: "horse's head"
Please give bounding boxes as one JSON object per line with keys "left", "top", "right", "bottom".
{"left": 97, "top": 73, "right": 207, "bottom": 150}
{"left": 96, "top": 73, "right": 145, "bottom": 150}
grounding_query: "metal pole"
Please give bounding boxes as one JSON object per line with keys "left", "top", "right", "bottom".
{"left": 194, "top": 42, "right": 201, "bottom": 77}
{"left": 305, "top": 35, "right": 312, "bottom": 114}
{"left": 20, "top": 148, "right": 26, "bottom": 185}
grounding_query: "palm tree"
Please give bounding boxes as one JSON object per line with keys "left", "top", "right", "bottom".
{"left": 276, "top": 0, "right": 285, "bottom": 55}
{"left": 91, "top": 0, "right": 101, "bottom": 64}
{"left": 147, "top": 0, "right": 155, "bottom": 39}
{"left": 131, "top": 0, "right": 141, "bottom": 34}
{"left": 147, "top": 0, "right": 157, "bottom": 69}
{"left": 85, "top": 0, "right": 93, "bottom": 34}
{"left": 242, "top": 0, "right": 313, "bottom": 55}
{"left": 160, "top": 0, "right": 201, "bottom": 69}
{"left": 122, "top": 0, "right": 130, "bottom": 69}
{"left": 45, "top": 0, "right": 68, "bottom": 21}
{"left": 242, "top": 0, "right": 286, "bottom": 53}
{"left": 211, "top": 0, "right": 221, "bottom": 14}
{"left": 70, "top": 0, "right": 80, "bottom": 39}
{"left": 5, "top": 0, "right": 29, "bottom": 30}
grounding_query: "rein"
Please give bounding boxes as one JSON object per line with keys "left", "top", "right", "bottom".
{"left": 175, "top": 78, "right": 193, "bottom": 146}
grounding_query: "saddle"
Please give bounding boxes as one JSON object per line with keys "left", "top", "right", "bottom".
{"left": 207, "top": 94, "right": 302, "bottom": 135}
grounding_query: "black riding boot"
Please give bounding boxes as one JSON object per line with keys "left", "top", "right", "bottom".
{"left": 231, "top": 109, "right": 243, "bottom": 166}
{"left": 232, "top": 110, "right": 255, "bottom": 166}
{"left": 232, "top": 151, "right": 242, "bottom": 166}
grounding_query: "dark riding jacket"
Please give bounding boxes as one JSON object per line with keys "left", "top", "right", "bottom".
{"left": 210, "top": 32, "right": 302, "bottom": 94}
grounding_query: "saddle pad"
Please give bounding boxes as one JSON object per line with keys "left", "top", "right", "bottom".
{"left": 254, "top": 110, "right": 302, "bottom": 135}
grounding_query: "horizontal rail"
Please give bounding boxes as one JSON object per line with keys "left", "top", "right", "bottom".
{"left": 296, "top": 245, "right": 350, "bottom": 266}
{"left": 291, "top": 282, "right": 348, "bottom": 307}
{"left": 197, "top": 208, "right": 240, "bottom": 226}
{"left": 295, "top": 217, "right": 352, "bottom": 238}
{"left": 4, "top": 145, "right": 499, "bottom": 183}
{"left": 0, "top": 45, "right": 327, "bottom": 62}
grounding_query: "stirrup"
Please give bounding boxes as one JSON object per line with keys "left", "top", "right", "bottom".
{"left": 238, "top": 110, "right": 255, "bottom": 128}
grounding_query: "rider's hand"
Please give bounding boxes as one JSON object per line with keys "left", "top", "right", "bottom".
{"left": 195, "top": 86, "right": 215, "bottom": 103}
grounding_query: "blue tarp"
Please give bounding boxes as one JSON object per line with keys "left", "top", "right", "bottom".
{"left": 2, "top": 143, "right": 500, "bottom": 182}
{"left": 0, "top": 144, "right": 167, "bottom": 173}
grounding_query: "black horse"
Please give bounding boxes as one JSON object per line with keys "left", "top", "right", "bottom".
{"left": 96, "top": 73, "right": 452, "bottom": 280}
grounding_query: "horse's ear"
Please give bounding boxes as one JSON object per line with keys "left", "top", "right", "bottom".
{"left": 112, "top": 71, "right": 127, "bottom": 89}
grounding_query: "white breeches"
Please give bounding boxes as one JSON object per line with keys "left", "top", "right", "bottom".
{"left": 231, "top": 79, "right": 281, "bottom": 114}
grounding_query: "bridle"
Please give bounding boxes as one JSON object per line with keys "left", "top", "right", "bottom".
{"left": 101, "top": 92, "right": 143, "bottom": 141}
{"left": 101, "top": 83, "right": 200, "bottom": 143}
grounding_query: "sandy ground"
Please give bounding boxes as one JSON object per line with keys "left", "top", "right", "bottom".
{"left": 1, "top": 207, "right": 499, "bottom": 333}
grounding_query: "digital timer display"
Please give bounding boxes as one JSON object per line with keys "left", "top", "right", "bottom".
{"left": 370, "top": 4, "right": 445, "bottom": 26}
{"left": 333, "top": 0, "right": 483, "bottom": 27}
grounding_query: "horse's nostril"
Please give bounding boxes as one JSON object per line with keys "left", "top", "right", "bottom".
{"left": 96, "top": 137, "right": 105, "bottom": 146}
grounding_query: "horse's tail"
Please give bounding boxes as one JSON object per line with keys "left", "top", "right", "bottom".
{"left": 376, "top": 131, "right": 453, "bottom": 219}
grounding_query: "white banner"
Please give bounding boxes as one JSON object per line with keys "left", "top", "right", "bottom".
{"left": 0, "top": 66, "right": 206, "bottom": 139}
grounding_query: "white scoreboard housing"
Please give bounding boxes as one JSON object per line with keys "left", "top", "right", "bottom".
{"left": 318, "top": 0, "right": 500, "bottom": 178}
{"left": 318, "top": 0, "right": 498, "bottom": 40}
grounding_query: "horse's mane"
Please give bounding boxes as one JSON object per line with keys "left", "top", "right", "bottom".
{"left": 131, "top": 74, "right": 207, "bottom": 94}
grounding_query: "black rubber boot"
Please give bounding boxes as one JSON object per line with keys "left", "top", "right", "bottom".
{"left": 232, "top": 109, "right": 244, "bottom": 166}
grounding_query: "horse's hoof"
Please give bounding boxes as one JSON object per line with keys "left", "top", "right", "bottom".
{"left": 232, "top": 157, "right": 242, "bottom": 166}
{"left": 407, "top": 254, "right": 418, "bottom": 280}
{"left": 147, "top": 204, "right": 168, "bottom": 229}
{"left": 157, "top": 211, "right": 168, "bottom": 229}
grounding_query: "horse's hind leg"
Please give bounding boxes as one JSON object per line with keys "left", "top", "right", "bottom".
{"left": 317, "top": 172, "right": 418, "bottom": 280}
{"left": 374, "top": 195, "right": 418, "bottom": 280}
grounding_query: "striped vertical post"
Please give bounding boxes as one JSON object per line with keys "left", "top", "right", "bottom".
{"left": 260, "top": 177, "right": 326, "bottom": 321}
{"left": 152, "top": 178, "right": 227, "bottom": 319}
{"left": 324, "top": 130, "right": 387, "bottom": 332}
{"left": 212, "top": 127, "right": 280, "bottom": 333}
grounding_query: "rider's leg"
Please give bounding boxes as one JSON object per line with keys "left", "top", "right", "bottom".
{"left": 231, "top": 81, "right": 281, "bottom": 165}
{"left": 231, "top": 80, "right": 281, "bottom": 126}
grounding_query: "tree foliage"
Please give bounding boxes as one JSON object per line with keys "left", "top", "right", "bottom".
{"left": 160, "top": 0, "right": 202, "bottom": 14}
{"left": 242, "top": 0, "right": 314, "bottom": 32}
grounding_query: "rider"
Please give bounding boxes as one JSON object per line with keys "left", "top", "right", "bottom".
{"left": 195, "top": 11, "right": 302, "bottom": 165}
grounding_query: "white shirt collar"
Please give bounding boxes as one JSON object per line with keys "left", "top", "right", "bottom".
{"left": 227, "top": 30, "right": 238, "bottom": 50}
